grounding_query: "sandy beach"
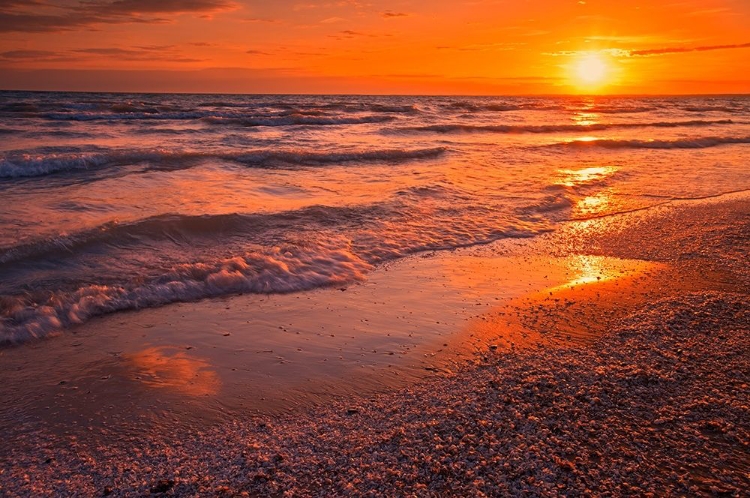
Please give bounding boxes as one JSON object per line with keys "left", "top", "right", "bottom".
{"left": 1, "top": 193, "right": 747, "bottom": 496}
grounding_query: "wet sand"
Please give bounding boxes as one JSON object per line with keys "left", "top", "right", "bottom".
{"left": 1, "top": 194, "right": 748, "bottom": 496}
{"left": 0, "top": 251, "right": 652, "bottom": 435}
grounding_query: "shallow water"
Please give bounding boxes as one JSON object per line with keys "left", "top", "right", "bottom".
{"left": 1, "top": 92, "right": 749, "bottom": 344}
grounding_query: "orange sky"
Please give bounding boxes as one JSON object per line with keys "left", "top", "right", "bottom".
{"left": 1, "top": 0, "right": 748, "bottom": 94}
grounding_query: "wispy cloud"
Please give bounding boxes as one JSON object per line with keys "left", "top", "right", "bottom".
{"left": 72, "top": 46, "right": 205, "bottom": 62}
{"left": 629, "top": 42, "right": 750, "bottom": 56}
{"left": 241, "top": 17, "right": 279, "bottom": 23}
{"left": 0, "top": 49, "right": 81, "bottom": 63}
{"left": 548, "top": 42, "right": 750, "bottom": 58}
{"left": 686, "top": 7, "right": 734, "bottom": 17}
{"left": 382, "top": 11, "right": 408, "bottom": 18}
{"left": 437, "top": 42, "right": 522, "bottom": 52}
{"left": 0, "top": 0, "right": 237, "bottom": 33}
{"left": 0, "top": 50, "right": 61, "bottom": 59}
{"left": 320, "top": 16, "right": 345, "bottom": 24}
{"left": 328, "top": 29, "right": 379, "bottom": 40}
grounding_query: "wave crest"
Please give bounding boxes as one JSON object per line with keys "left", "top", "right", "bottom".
{"left": 551, "top": 135, "right": 750, "bottom": 150}
{"left": 388, "top": 119, "right": 735, "bottom": 135}
{"left": 0, "top": 241, "right": 371, "bottom": 346}
{"left": 0, "top": 147, "right": 447, "bottom": 179}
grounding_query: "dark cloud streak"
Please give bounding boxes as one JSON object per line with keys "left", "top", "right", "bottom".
{"left": 630, "top": 42, "right": 750, "bottom": 56}
{"left": 0, "top": 49, "right": 61, "bottom": 58}
{"left": 0, "top": 0, "right": 236, "bottom": 33}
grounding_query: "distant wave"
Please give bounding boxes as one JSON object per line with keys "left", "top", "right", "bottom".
{"left": 581, "top": 105, "right": 658, "bottom": 114}
{"left": 0, "top": 147, "right": 447, "bottom": 179}
{"left": 549, "top": 135, "right": 750, "bottom": 150}
{"left": 203, "top": 114, "right": 396, "bottom": 127}
{"left": 42, "top": 111, "right": 207, "bottom": 121}
{"left": 0, "top": 241, "right": 372, "bottom": 346}
{"left": 389, "top": 119, "right": 735, "bottom": 135}
{"left": 339, "top": 103, "right": 419, "bottom": 114}
{"left": 443, "top": 101, "right": 563, "bottom": 112}
{"left": 682, "top": 106, "right": 747, "bottom": 113}
{"left": 195, "top": 101, "right": 419, "bottom": 114}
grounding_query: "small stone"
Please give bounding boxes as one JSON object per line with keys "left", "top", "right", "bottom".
{"left": 150, "top": 479, "right": 175, "bottom": 494}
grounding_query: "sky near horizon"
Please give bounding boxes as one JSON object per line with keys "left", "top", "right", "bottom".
{"left": 0, "top": 0, "right": 749, "bottom": 94}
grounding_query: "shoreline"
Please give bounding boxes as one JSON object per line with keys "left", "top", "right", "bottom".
{"left": 1, "top": 194, "right": 748, "bottom": 495}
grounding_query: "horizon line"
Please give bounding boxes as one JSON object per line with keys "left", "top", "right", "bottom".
{"left": 1, "top": 88, "right": 749, "bottom": 98}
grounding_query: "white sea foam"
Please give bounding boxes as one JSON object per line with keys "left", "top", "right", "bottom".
{"left": 0, "top": 242, "right": 371, "bottom": 345}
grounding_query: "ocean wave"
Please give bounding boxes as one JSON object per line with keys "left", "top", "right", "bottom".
{"left": 109, "top": 103, "right": 162, "bottom": 114}
{"left": 321, "top": 103, "right": 420, "bottom": 114}
{"left": 42, "top": 111, "right": 207, "bottom": 121}
{"left": 389, "top": 119, "right": 735, "bottom": 135}
{"left": 229, "top": 147, "right": 447, "bottom": 166}
{"left": 0, "top": 242, "right": 371, "bottom": 346}
{"left": 0, "top": 201, "right": 405, "bottom": 267}
{"left": 0, "top": 200, "right": 550, "bottom": 344}
{"left": 0, "top": 147, "right": 447, "bottom": 179}
{"left": 442, "top": 101, "right": 570, "bottom": 113}
{"left": 682, "top": 106, "right": 747, "bottom": 113}
{"left": 0, "top": 151, "right": 122, "bottom": 178}
{"left": 243, "top": 102, "right": 420, "bottom": 114}
{"left": 581, "top": 105, "right": 658, "bottom": 114}
{"left": 0, "top": 102, "right": 40, "bottom": 113}
{"left": 550, "top": 135, "right": 750, "bottom": 150}
{"left": 202, "top": 114, "right": 396, "bottom": 127}
{"left": 444, "top": 101, "right": 520, "bottom": 112}
{"left": 516, "top": 194, "right": 576, "bottom": 217}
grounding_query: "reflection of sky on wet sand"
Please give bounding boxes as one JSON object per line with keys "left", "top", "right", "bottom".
{"left": 125, "top": 346, "right": 219, "bottom": 396}
{"left": 565, "top": 255, "right": 613, "bottom": 286}
{"left": 558, "top": 255, "right": 654, "bottom": 289}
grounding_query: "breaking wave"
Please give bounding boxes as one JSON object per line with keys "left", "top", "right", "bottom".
{"left": 0, "top": 242, "right": 371, "bottom": 346}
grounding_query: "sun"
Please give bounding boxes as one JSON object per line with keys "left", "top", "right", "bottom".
{"left": 572, "top": 53, "right": 610, "bottom": 89}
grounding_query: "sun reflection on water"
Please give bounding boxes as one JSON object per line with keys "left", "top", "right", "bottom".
{"left": 556, "top": 166, "right": 618, "bottom": 187}
{"left": 572, "top": 112, "right": 600, "bottom": 127}
{"left": 554, "top": 166, "right": 620, "bottom": 218}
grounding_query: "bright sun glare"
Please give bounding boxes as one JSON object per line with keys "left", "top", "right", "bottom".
{"left": 574, "top": 54, "right": 609, "bottom": 88}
